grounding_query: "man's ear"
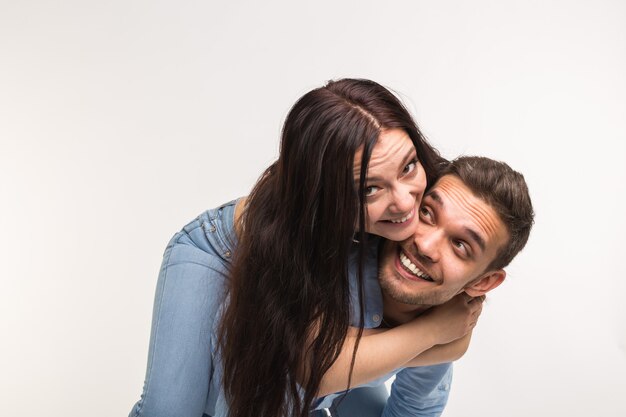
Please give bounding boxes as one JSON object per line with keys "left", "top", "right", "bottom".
{"left": 464, "top": 269, "right": 506, "bottom": 297}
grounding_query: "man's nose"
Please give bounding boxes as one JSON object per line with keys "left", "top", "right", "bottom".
{"left": 414, "top": 227, "right": 441, "bottom": 263}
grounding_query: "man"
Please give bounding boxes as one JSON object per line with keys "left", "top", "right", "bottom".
{"left": 323, "top": 155, "right": 534, "bottom": 416}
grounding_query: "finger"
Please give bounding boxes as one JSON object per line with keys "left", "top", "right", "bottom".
{"left": 461, "top": 292, "right": 474, "bottom": 303}
{"left": 468, "top": 294, "right": 486, "bottom": 304}
{"left": 471, "top": 303, "right": 483, "bottom": 316}
{"left": 471, "top": 307, "right": 482, "bottom": 318}
{"left": 469, "top": 297, "right": 484, "bottom": 309}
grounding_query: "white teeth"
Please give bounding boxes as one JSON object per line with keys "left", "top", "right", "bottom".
{"left": 390, "top": 210, "right": 414, "bottom": 224}
{"left": 399, "top": 252, "right": 433, "bottom": 281}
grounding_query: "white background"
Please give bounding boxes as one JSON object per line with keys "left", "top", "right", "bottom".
{"left": 1, "top": 1, "right": 625, "bottom": 416}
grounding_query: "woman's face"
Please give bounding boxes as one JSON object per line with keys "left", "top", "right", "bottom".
{"left": 354, "top": 128, "right": 427, "bottom": 241}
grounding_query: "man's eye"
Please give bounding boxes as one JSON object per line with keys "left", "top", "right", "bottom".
{"left": 453, "top": 240, "right": 468, "bottom": 254}
{"left": 402, "top": 159, "right": 418, "bottom": 175}
{"left": 365, "top": 186, "right": 381, "bottom": 197}
{"left": 419, "top": 206, "right": 430, "bottom": 217}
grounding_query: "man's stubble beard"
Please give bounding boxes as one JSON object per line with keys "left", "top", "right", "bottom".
{"left": 378, "top": 267, "right": 456, "bottom": 307}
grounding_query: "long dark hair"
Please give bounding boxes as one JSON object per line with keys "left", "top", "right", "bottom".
{"left": 219, "top": 79, "right": 442, "bottom": 417}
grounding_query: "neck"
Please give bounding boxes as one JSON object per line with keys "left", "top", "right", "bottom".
{"left": 382, "top": 291, "right": 432, "bottom": 327}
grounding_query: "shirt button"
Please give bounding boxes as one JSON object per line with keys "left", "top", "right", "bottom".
{"left": 209, "top": 225, "right": 216, "bottom": 233}
{"left": 224, "top": 250, "right": 231, "bottom": 258}
{"left": 372, "top": 314, "right": 381, "bottom": 323}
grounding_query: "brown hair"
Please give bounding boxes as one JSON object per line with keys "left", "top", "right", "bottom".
{"left": 218, "top": 79, "right": 442, "bottom": 417}
{"left": 441, "top": 156, "right": 534, "bottom": 270}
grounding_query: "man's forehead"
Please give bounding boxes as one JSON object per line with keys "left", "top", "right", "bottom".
{"left": 428, "top": 174, "right": 479, "bottom": 206}
{"left": 427, "top": 174, "right": 508, "bottom": 253}
{"left": 426, "top": 175, "right": 467, "bottom": 204}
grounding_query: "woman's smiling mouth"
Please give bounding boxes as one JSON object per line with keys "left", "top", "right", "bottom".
{"left": 382, "top": 208, "right": 415, "bottom": 226}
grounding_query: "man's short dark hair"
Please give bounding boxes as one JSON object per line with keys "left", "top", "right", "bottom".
{"left": 440, "top": 156, "right": 535, "bottom": 271}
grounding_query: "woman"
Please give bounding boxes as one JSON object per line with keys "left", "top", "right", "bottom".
{"left": 129, "top": 79, "right": 480, "bottom": 417}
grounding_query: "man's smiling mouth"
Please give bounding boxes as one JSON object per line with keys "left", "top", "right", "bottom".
{"left": 399, "top": 251, "right": 434, "bottom": 282}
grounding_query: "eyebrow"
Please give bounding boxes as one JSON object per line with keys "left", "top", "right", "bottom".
{"left": 427, "top": 190, "right": 486, "bottom": 252}
{"left": 465, "top": 227, "right": 486, "bottom": 252}
{"left": 427, "top": 189, "right": 444, "bottom": 205}
{"left": 363, "top": 148, "right": 417, "bottom": 182}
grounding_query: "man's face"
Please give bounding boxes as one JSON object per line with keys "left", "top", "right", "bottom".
{"left": 378, "top": 174, "right": 509, "bottom": 307}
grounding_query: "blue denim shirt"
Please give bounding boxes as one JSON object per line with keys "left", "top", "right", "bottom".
{"left": 129, "top": 200, "right": 452, "bottom": 417}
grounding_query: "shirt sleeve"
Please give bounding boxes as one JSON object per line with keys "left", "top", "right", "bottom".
{"left": 129, "top": 213, "right": 233, "bottom": 417}
{"left": 381, "top": 363, "right": 453, "bottom": 417}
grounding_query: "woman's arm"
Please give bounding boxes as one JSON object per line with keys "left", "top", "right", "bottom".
{"left": 407, "top": 332, "right": 473, "bottom": 367}
{"left": 342, "top": 328, "right": 472, "bottom": 368}
{"left": 316, "top": 293, "right": 482, "bottom": 397}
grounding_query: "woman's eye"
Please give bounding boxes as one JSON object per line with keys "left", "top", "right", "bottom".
{"left": 365, "top": 186, "right": 380, "bottom": 197}
{"left": 419, "top": 206, "right": 430, "bottom": 217}
{"left": 402, "top": 159, "right": 418, "bottom": 175}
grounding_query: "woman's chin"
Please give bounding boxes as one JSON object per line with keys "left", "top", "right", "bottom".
{"left": 369, "top": 221, "right": 418, "bottom": 242}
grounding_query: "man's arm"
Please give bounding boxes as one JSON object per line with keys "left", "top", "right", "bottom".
{"left": 382, "top": 363, "right": 453, "bottom": 417}
{"left": 377, "top": 327, "right": 475, "bottom": 416}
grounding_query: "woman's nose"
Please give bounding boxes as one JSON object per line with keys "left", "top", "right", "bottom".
{"left": 388, "top": 186, "right": 416, "bottom": 215}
